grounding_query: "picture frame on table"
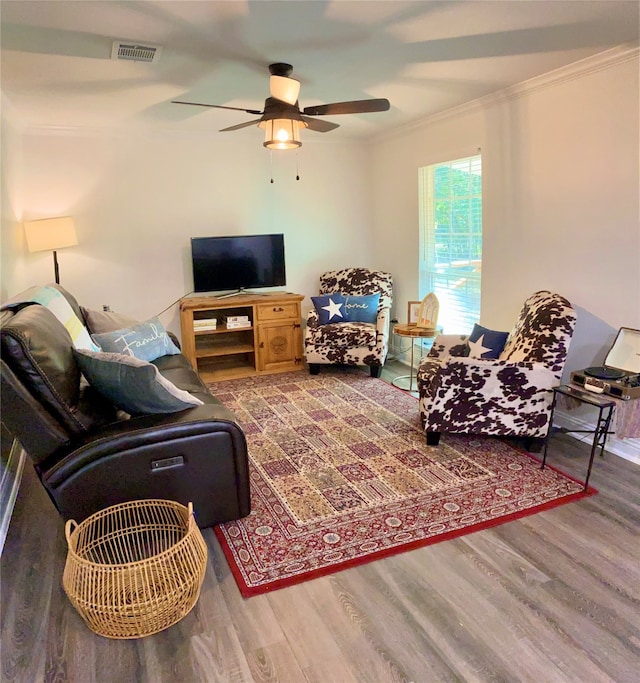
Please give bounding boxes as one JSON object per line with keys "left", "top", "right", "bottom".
{"left": 407, "top": 301, "right": 421, "bottom": 325}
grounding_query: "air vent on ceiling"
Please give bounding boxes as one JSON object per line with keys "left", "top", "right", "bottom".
{"left": 111, "top": 41, "right": 162, "bottom": 63}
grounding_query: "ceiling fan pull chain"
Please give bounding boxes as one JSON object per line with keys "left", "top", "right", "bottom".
{"left": 270, "top": 150, "right": 274, "bottom": 184}
{"left": 296, "top": 150, "right": 300, "bottom": 181}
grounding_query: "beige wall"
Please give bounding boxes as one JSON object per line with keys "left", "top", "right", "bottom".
{"left": 2, "top": 48, "right": 639, "bottom": 461}
{"left": 1, "top": 127, "right": 372, "bottom": 333}
{"left": 370, "top": 48, "right": 640, "bottom": 377}
{"left": 0, "top": 97, "right": 27, "bottom": 300}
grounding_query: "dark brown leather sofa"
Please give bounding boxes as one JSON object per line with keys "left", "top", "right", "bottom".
{"left": 1, "top": 285, "right": 250, "bottom": 528}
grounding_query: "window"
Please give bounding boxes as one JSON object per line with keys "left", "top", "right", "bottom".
{"left": 419, "top": 154, "right": 482, "bottom": 334}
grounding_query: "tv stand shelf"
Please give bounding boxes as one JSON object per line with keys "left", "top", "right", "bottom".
{"left": 180, "top": 292, "right": 304, "bottom": 381}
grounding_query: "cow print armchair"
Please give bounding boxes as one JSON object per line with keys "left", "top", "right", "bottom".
{"left": 416, "top": 291, "right": 577, "bottom": 448}
{"left": 305, "top": 268, "right": 393, "bottom": 377}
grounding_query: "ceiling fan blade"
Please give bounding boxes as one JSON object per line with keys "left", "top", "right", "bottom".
{"left": 270, "top": 75, "right": 300, "bottom": 105}
{"left": 219, "top": 119, "right": 263, "bottom": 132}
{"left": 300, "top": 116, "right": 340, "bottom": 133}
{"left": 303, "top": 98, "right": 390, "bottom": 116}
{"left": 171, "top": 100, "right": 263, "bottom": 115}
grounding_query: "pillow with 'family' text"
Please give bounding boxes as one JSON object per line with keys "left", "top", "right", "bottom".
{"left": 91, "top": 317, "right": 180, "bottom": 362}
{"left": 467, "top": 323, "right": 509, "bottom": 359}
{"left": 311, "top": 294, "right": 347, "bottom": 325}
{"left": 342, "top": 293, "right": 380, "bottom": 324}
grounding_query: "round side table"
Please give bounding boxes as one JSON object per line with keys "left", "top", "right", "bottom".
{"left": 392, "top": 324, "right": 440, "bottom": 395}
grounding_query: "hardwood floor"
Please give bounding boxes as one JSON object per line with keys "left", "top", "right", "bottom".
{"left": 2, "top": 363, "right": 639, "bottom": 682}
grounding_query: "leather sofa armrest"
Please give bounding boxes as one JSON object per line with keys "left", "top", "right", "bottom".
{"left": 41, "top": 402, "right": 244, "bottom": 486}
{"left": 37, "top": 401, "right": 251, "bottom": 528}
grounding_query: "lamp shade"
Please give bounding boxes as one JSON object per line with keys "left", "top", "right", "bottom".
{"left": 24, "top": 216, "right": 77, "bottom": 253}
{"left": 259, "top": 119, "right": 303, "bottom": 150}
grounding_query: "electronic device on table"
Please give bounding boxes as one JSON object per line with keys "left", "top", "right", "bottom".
{"left": 191, "top": 233, "right": 286, "bottom": 297}
{"left": 571, "top": 327, "right": 640, "bottom": 400}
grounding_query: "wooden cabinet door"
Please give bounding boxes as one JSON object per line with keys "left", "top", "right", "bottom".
{"left": 257, "top": 322, "right": 302, "bottom": 372}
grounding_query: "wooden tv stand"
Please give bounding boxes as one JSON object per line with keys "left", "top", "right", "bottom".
{"left": 179, "top": 292, "right": 304, "bottom": 381}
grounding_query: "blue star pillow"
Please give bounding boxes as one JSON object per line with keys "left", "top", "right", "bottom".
{"left": 468, "top": 323, "right": 509, "bottom": 359}
{"left": 311, "top": 294, "right": 347, "bottom": 325}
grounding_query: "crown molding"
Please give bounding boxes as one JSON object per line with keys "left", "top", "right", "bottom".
{"left": 380, "top": 43, "right": 639, "bottom": 143}
{"left": 10, "top": 43, "right": 638, "bottom": 145}
{"left": 17, "top": 120, "right": 369, "bottom": 146}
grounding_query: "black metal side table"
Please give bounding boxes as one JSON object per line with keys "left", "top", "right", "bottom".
{"left": 542, "top": 384, "right": 615, "bottom": 490}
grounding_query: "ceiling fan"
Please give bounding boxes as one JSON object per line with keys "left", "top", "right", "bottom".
{"left": 172, "top": 63, "right": 390, "bottom": 149}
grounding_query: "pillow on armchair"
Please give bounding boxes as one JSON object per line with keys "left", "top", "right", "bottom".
{"left": 311, "top": 293, "right": 380, "bottom": 325}
{"left": 467, "top": 324, "right": 509, "bottom": 359}
{"left": 343, "top": 294, "right": 380, "bottom": 323}
{"left": 311, "top": 294, "right": 347, "bottom": 324}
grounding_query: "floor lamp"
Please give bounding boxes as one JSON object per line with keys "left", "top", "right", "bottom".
{"left": 24, "top": 216, "right": 78, "bottom": 285}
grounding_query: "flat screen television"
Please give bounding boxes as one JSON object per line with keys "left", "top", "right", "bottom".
{"left": 191, "top": 233, "right": 286, "bottom": 296}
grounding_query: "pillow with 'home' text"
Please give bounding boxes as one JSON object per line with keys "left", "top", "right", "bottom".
{"left": 91, "top": 317, "right": 180, "bottom": 362}
{"left": 342, "top": 293, "right": 380, "bottom": 324}
{"left": 467, "top": 323, "right": 509, "bottom": 359}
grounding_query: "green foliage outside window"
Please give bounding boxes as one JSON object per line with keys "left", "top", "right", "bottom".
{"left": 420, "top": 155, "right": 482, "bottom": 334}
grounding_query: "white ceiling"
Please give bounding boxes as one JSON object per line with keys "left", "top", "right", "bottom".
{"left": 1, "top": 0, "right": 639, "bottom": 140}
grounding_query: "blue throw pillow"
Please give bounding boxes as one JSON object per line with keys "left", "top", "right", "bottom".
{"left": 75, "top": 350, "right": 203, "bottom": 415}
{"left": 91, "top": 317, "right": 180, "bottom": 362}
{"left": 311, "top": 294, "right": 347, "bottom": 325}
{"left": 342, "top": 293, "right": 380, "bottom": 324}
{"left": 468, "top": 323, "right": 509, "bottom": 359}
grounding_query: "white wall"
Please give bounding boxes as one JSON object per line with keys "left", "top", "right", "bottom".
{"left": 371, "top": 48, "right": 639, "bottom": 370}
{"left": 370, "top": 47, "right": 640, "bottom": 462}
{"left": 2, "top": 128, "right": 372, "bottom": 335}
{"left": 0, "top": 98, "right": 27, "bottom": 300}
{"left": 3, "top": 48, "right": 639, "bottom": 462}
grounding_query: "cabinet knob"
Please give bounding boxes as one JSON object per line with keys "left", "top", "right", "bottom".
{"left": 274, "top": 306, "right": 284, "bottom": 312}
{"left": 259, "top": 341, "right": 265, "bottom": 348}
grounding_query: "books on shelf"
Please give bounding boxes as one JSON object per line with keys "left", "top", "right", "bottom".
{"left": 223, "top": 315, "right": 251, "bottom": 329}
{"left": 194, "top": 317, "right": 217, "bottom": 332}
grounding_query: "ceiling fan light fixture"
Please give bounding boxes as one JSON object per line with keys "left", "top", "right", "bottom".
{"left": 259, "top": 118, "right": 303, "bottom": 150}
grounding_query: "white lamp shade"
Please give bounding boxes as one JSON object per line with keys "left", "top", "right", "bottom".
{"left": 269, "top": 75, "right": 301, "bottom": 105}
{"left": 24, "top": 216, "right": 77, "bottom": 253}
{"left": 259, "top": 119, "right": 303, "bottom": 149}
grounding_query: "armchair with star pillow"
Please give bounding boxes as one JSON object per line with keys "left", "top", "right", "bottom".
{"left": 304, "top": 267, "right": 393, "bottom": 377}
{"left": 416, "top": 291, "right": 576, "bottom": 450}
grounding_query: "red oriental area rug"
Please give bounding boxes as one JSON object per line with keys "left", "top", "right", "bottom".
{"left": 209, "top": 370, "right": 594, "bottom": 597}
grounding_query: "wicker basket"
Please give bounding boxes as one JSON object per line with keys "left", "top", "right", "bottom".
{"left": 63, "top": 499, "right": 207, "bottom": 639}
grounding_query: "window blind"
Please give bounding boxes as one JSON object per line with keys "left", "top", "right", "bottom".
{"left": 419, "top": 155, "right": 482, "bottom": 334}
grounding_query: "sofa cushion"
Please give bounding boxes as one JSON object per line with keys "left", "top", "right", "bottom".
{"left": 308, "top": 321, "right": 377, "bottom": 349}
{"left": 152, "top": 355, "right": 210, "bottom": 395}
{"left": 81, "top": 307, "right": 140, "bottom": 335}
{"left": 92, "top": 317, "right": 181, "bottom": 362}
{"left": 467, "top": 324, "right": 509, "bottom": 359}
{"left": 74, "top": 350, "right": 204, "bottom": 415}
